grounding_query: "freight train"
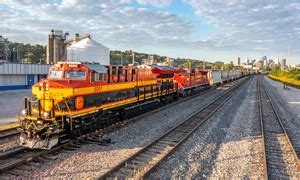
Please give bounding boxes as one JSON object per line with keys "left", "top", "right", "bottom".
{"left": 18, "top": 62, "right": 249, "bottom": 149}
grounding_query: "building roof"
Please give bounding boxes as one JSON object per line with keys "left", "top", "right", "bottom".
{"left": 84, "top": 63, "right": 107, "bottom": 73}
{"left": 150, "top": 64, "right": 176, "bottom": 74}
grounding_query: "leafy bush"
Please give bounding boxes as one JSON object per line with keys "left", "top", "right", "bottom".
{"left": 268, "top": 67, "right": 300, "bottom": 88}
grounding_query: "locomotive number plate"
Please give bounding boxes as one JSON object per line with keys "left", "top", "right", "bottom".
{"left": 94, "top": 86, "right": 102, "bottom": 92}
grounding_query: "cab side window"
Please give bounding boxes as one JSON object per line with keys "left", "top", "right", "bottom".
{"left": 91, "top": 71, "right": 106, "bottom": 82}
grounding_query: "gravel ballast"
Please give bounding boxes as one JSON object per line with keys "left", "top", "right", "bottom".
{"left": 1, "top": 80, "right": 244, "bottom": 178}
{"left": 263, "top": 76, "right": 300, "bottom": 157}
{"left": 148, "top": 76, "right": 265, "bottom": 178}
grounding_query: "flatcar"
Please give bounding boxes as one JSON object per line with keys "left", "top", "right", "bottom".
{"left": 19, "top": 62, "right": 178, "bottom": 149}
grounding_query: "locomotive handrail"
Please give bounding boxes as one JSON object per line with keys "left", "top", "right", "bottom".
{"left": 63, "top": 100, "right": 73, "bottom": 131}
{"left": 17, "top": 98, "right": 26, "bottom": 123}
{"left": 55, "top": 103, "right": 64, "bottom": 129}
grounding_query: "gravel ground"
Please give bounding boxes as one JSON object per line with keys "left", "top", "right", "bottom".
{"left": 0, "top": 80, "right": 243, "bottom": 178}
{"left": 264, "top": 76, "right": 300, "bottom": 120}
{"left": 0, "top": 138, "right": 19, "bottom": 153}
{"left": 148, "top": 75, "right": 265, "bottom": 178}
{"left": 0, "top": 89, "right": 31, "bottom": 120}
{"left": 263, "top": 76, "right": 300, "bottom": 158}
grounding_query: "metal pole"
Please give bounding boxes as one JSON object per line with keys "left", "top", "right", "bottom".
{"left": 121, "top": 53, "right": 123, "bottom": 65}
{"left": 132, "top": 51, "right": 135, "bottom": 65}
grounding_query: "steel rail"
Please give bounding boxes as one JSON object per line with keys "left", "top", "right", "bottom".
{"left": 258, "top": 76, "right": 299, "bottom": 179}
{"left": 262, "top": 79, "right": 299, "bottom": 165}
{"left": 98, "top": 76, "right": 249, "bottom": 179}
{"left": 0, "top": 129, "right": 20, "bottom": 140}
{"left": 0, "top": 81, "right": 225, "bottom": 174}
{"left": 257, "top": 76, "right": 269, "bottom": 179}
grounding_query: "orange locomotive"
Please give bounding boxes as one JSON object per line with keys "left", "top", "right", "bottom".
{"left": 19, "top": 62, "right": 178, "bottom": 149}
{"left": 174, "top": 68, "right": 209, "bottom": 96}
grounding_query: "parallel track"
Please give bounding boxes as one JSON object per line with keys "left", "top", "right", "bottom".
{"left": 0, "top": 127, "right": 20, "bottom": 141}
{"left": 0, "top": 82, "right": 217, "bottom": 174}
{"left": 258, "top": 76, "right": 299, "bottom": 179}
{"left": 98, "top": 77, "right": 249, "bottom": 179}
{"left": 0, "top": 127, "right": 21, "bottom": 154}
{"left": 0, "top": 77, "right": 246, "bottom": 175}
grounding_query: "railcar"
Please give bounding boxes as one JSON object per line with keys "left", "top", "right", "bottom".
{"left": 174, "top": 68, "right": 209, "bottom": 96}
{"left": 18, "top": 61, "right": 248, "bottom": 149}
{"left": 18, "top": 62, "right": 178, "bottom": 149}
{"left": 207, "top": 70, "right": 222, "bottom": 85}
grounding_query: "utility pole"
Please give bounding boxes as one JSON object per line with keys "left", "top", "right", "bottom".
{"left": 121, "top": 53, "right": 123, "bottom": 65}
{"left": 132, "top": 50, "right": 135, "bottom": 65}
{"left": 203, "top": 58, "right": 206, "bottom": 69}
{"left": 288, "top": 47, "right": 291, "bottom": 69}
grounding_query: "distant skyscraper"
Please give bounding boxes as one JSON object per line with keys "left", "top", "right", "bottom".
{"left": 275, "top": 58, "right": 280, "bottom": 65}
{"left": 245, "top": 58, "right": 250, "bottom": 64}
{"left": 268, "top": 59, "right": 274, "bottom": 67}
{"left": 255, "top": 60, "right": 263, "bottom": 67}
{"left": 235, "top": 57, "right": 241, "bottom": 66}
{"left": 263, "top": 59, "right": 268, "bottom": 66}
{"left": 280, "top": 58, "right": 286, "bottom": 66}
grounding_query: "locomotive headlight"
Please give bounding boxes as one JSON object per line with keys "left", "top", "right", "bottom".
{"left": 21, "top": 109, "right": 27, "bottom": 115}
{"left": 37, "top": 120, "right": 43, "bottom": 125}
{"left": 43, "top": 112, "right": 50, "bottom": 118}
{"left": 45, "top": 83, "right": 49, "bottom": 91}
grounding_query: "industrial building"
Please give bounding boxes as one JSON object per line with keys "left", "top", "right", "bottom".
{"left": 0, "top": 30, "right": 110, "bottom": 91}
{"left": 46, "top": 29, "right": 110, "bottom": 65}
{"left": 0, "top": 35, "right": 10, "bottom": 60}
{"left": 0, "top": 62, "right": 51, "bottom": 90}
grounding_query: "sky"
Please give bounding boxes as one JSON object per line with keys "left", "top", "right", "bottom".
{"left": 1, "top": 0, "right": 300, "bottom": 64}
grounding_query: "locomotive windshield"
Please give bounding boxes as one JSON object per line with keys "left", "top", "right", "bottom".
{"left": 49, "top": 70, "right": 63, "bottom": 79}
{"left": 64, "top": 71, "right": 86, "bottom": 79}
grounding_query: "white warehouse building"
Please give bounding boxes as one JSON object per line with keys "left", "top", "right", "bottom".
{"left": 0, "top": 62, "right": 51, "bottom": 91}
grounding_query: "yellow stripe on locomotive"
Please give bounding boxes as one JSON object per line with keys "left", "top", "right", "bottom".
{"left": 18, "top": 62, "right": 178, "bottom": 149}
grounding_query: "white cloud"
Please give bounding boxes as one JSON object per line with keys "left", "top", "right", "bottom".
{"left": 136, "top": 0, "right": 172, "bottom": 7}
{"left": 1, "top": 0, "right": 300, "bottom": 63}
{"left": 0, "top": 0, "right": 192, "bottom": 50}
{"left": 184, "top": 0, "right": 300, "bottom": 60}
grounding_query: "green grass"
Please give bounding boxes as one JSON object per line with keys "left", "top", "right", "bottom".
{"left": 268, "top": 67, "right": 300, "bottom": 88}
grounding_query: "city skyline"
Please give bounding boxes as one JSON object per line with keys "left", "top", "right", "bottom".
{"left": 1, "top": 0, "right": 300, "bottom": 64}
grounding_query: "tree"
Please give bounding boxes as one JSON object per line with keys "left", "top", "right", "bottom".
{"left": 223, "top": 64, "right": 234, "bottom": 70}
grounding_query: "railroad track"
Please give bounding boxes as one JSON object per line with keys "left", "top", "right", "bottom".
{"left": 98, "top": 76, "right": 249, "bottom": 179}
{"left": 0, "top": 126, "right": 20, "bottom": 141}
{"left": 0, "top": 81, "right": 223, "bottom": 175}
{"left": 258, "top": 76, "right": 299, "bottom": 179}
{"left": 0, "top": 78, "right": 246, "bottom": 176}
{"left": 0, "top": 127, "right": 21, "bottom": 154}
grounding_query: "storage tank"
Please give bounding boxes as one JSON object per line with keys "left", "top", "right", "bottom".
{"left": 67, "top": 37, "right": 110, "bottom": 65}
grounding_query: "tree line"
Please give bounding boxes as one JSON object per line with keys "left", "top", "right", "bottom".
{"left": 6, "top": 42, "right": 240, "bottom": 70}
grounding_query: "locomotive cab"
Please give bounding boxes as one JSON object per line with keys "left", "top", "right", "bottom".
{"left": 19, "top": 62, "right": 104, "bottom": 149}
{"left": 19, "top": 62, "right": 179, "bottom": 149}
